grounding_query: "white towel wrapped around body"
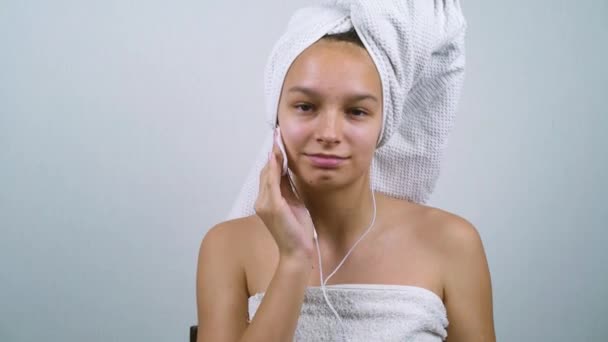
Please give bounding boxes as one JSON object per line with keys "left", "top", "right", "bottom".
{"left": 227, "top": 0, "right": 467, "bottom": 220}
{"left": 248, "top": 284, "right": 449, "bottom": 341}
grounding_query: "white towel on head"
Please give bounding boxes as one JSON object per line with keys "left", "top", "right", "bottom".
{"left": 248, "top": 284, "right": 449, "bottom": 341}
{"left": 227, "top": 0, "right": 467, "bottom": 220}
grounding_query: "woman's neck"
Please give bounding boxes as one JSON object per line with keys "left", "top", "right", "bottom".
{"left": 294, "top": 175, "right": 378, "bottom": 250}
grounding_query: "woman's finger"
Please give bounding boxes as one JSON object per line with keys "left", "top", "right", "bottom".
{"left": 280, "top": 173, "right": 302, "bottom": 207}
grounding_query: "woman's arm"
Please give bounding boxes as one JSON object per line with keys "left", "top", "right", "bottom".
{"left": 196, "top": 221, "right": 313, "bottom": 342}
{"left": 442, "top": 216, "right": 496, "bottom": 342}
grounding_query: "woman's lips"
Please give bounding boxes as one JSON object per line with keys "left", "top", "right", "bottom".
{"left": 306, "top": 154, "right": 347, "bottom": 169}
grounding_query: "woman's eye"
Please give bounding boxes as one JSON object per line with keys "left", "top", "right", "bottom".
{"left": 295, "top": 104, "right": 314, "bottom": 112}
{"left": 349, "top": 108, "right": 368, "bottom": 117}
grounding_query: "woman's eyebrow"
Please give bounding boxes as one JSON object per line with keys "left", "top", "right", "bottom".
{"left": 287, "top": 86, "right": 379, "bottom": 103}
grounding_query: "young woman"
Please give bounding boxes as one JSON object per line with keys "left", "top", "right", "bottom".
{"left": 197, "top": 2, "right": 495, "bottom": 341}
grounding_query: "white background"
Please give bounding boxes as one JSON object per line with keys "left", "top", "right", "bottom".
{"left": 1, "top": 0, "right": 606, "bottom": 341}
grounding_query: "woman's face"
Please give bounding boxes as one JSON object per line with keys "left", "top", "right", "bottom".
{"left": 277, "top": 39, "right": 383, "bottom": 189}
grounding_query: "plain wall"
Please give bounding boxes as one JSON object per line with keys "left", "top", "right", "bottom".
{"left": 1, "top": 0, "right": 606, "bottom": 341}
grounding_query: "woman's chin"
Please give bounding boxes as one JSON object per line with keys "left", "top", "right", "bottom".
{"left": 296, "top": 171, "right": 348, "bottom": 189}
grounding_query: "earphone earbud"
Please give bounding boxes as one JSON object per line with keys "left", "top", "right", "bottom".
{"left": 274, "top": 126, "right": 289, "bottom": 176}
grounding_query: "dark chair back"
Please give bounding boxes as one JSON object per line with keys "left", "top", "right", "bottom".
{"left": 190, "top": 325, "right": 197, "bottom": 342}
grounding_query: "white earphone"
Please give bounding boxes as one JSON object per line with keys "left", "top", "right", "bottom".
{"left": 272, "top": 125, "right": 377, "bottom": 341}
{"left": 274, "top": 126, "right": 289, "bottom": 176}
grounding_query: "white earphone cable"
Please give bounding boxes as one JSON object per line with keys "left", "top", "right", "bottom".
{"left": 277, "top": 129, "right": 377, "bottom": 341}
{"left": 313, "top": 187, "right": 376, "bottom": 342}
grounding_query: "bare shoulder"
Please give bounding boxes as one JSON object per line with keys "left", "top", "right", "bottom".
{"left": 200, "top": 215, "right": 264, "bottom": 253}
{"left": 421, "top": 205, "right": 484, "bottom": 254}
{"left": 196, "top": 215, "right": 268, "bottom": 341}
{"left": 198, "top": 214, "right": 272, "bottom": 278}
{"left": 408, "top": 203, "right": 490, "bottom": 286}
{"left": 197, "top": 215, "right": 261, "bottom": 294}
{"left": 403, "top": 202, "right": 495, "bottom": 341}
{"left": 385, "top": 197, "right": 483, "bottom": 252}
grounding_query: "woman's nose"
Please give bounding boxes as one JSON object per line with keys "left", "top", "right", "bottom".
{"left": 316, "top": 112, "right": 342, "bottom": 145}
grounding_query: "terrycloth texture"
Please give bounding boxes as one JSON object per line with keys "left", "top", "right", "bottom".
{"left": 227, "top": 0, "right": 467, "bottom": 220}
{"left": 248, "top": 284, "right": 449, "bottom": 341}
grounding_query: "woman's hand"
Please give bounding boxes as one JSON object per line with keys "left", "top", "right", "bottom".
{"left": 254, "top": 129, "right": 315, "bottom": 261}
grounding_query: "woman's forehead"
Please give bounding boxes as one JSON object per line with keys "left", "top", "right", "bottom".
{"left": 282, "top": 40, "right": 382, "bottom": 97}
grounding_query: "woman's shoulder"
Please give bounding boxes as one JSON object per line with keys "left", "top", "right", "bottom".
{"left": 409, "top": 202, "right": 487, "bottom": 287}
{"left": 415, "top": 203, "right": 482, "bottom": 254}
{"left": 201, "top": 215, "right": 276, "bottom": 267}
{"left": 202, "top": 214, "right": 269, "bottom": 249}
{"left": 200, "top": 215, "right": 278, "bottom": 297}
{"left": 384, "top": 196, "right": 482, "bottom": 254}
{"left": 206, "top": 214, "right": 262, "bottom": 234}
{"left": 397, "top": 201, "right": 494, "bottom": 339}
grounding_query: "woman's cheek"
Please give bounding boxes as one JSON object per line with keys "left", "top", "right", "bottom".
{"left": 282, "top": 123, "right": 308, "bottom": 148}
